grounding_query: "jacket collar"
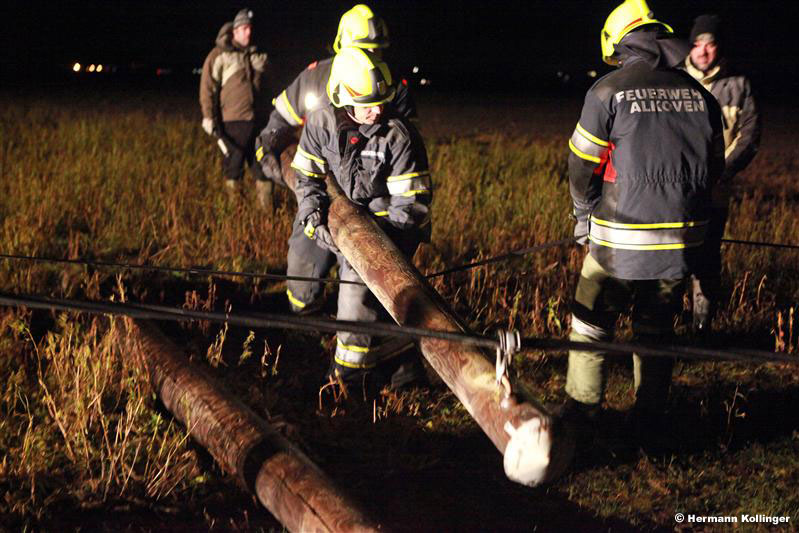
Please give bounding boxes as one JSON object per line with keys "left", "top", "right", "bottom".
{"left": 684, "top": 56, "right": 725, "bottom": 86}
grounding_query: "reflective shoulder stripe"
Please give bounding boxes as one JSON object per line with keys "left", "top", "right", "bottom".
{"left": 568, "top": 139, "right": 601, "bottom": 164}
{"left": 290, "top": 162, "right": 324, "bottom": 178}
{"left": 570, "top": 123, "right": 610, "bottom": 163}
{"left": 576, "top": 123, "right": 609, "bottom": 147}
{"left": 275, "top": 91, "right": 304, "bottom": 126}
{"left": 386, "top": 171, "right": 432, "bottom": 196}
{"left": 590, "top": 217, "right": 709, "bottom": 230}
{"left": 286, "top": 289, "right": 306, "bottom": 309}
{"left": 297, "top": 145, "right": 326, "bottom": 166}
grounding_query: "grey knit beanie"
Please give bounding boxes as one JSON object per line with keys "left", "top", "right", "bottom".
{"left": 233, "top": 9, "right": 253, "bottom": 28}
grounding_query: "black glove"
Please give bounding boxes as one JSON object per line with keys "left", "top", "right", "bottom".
{"left": 303, "top": 211, "right": 339, "bottom": 254}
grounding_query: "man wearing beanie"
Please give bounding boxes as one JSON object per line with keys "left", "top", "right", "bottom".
{"left": 200, "top": 8, "right": 272, "bottom": 208}
{"left": 684, "top": 14, "right": 761, "bottom": 332}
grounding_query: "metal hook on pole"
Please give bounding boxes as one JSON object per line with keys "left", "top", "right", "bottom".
{"left": 496, "top": 329, "right": 521, "bottom": 404}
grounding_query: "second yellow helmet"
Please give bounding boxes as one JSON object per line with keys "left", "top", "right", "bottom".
{"left": 333, "top": 4, "right": 390, "bottom": 53}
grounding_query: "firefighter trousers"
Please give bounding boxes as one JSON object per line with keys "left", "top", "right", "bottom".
{"left": 286, "top": 219, "right": 419, "bottom": 369}
{"left": 566, "top": 253, "right": 686, "bottom": 412}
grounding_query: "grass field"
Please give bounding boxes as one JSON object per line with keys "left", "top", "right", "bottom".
{"left": 1, "top": 86, "right": 799, "bottom": 531}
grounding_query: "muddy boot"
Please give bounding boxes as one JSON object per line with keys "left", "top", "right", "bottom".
{"left": 255, "top": 179, "right": 274, "bottom": 211}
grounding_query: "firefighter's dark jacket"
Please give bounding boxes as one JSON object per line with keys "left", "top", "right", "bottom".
{"left": 274, "top": 57, "right": 417, "bottom": 127}
{"left": 291, "top": 105, "right": 431, "bottom": 242}
{"left": 569, "top": 32, "right": 725, "bottom": 280}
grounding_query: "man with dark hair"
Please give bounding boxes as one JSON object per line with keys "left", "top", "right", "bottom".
{"left": 200, "top": 8, "right": 271, "bottom": 207}
{"left": 684, "top": 14, "right": 762, "bottom": 331}
{"left": 562, "top": 0, "right": 725, "bottom": 446}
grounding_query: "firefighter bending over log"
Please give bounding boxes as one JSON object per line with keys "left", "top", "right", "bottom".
{"left": 560, "top": 0, "right": 725, "bottom": 451}
{"left": 254, "top": 4, "right": 417, "bottom": 209}
{"left": 287, "top": 47, "right": 431, "bottom": 389}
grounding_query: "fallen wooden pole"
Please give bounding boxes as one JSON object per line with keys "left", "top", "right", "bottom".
{"left": 127, "top": 319, "right": 380, "bottom": 532}
{"left": 281, "top": 146, "right": 574, "bottom": 486}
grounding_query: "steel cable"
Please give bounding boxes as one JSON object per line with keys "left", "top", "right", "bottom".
{"left": 2, "top": 291, "right": 796, "bottom": 366}
{"left": 2, "top": 236, "right": 796, "bottom": 288}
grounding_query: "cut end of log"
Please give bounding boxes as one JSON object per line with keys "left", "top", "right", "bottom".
{"left": 502, "top": 415, "right": 575, "bottom": 486}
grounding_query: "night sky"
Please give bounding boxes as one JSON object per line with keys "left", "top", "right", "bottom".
{"left": 2, "top": 1, "right": 795, "bottom": 97}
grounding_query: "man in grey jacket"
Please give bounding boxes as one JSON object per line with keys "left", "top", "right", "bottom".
{"left": 199, "top": 9, "right": 270, "bottom": 206}
{"left": 684, "top": 14, "right": 762, "bottom": 331}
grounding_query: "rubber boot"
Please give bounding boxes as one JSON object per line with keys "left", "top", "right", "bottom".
{"left": 255, "top": 179, "right": 274, "bottom": 211}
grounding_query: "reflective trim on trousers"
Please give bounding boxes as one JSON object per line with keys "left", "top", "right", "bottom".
{"left": 571, "top": 315, "right": 611, "bottom": 342}
{"left": 335, "top": 339, "right": 377, "bottom": 369}
{"left": 286, "top": 288, "right": 306, "bottom": 309}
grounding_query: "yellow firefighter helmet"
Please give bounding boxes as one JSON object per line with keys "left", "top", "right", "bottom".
{"left": 601, "top": 0, "right": 673, "bottom": 65}
{"left": 333, "top": 4, "right": 390, "bottom": 53}
{"left": 326, "top": 47, "right": 395, "bottom": 107}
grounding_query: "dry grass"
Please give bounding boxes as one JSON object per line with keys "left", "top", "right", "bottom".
{"left": 1, "top": 87, "right": 799, "bottom": 530}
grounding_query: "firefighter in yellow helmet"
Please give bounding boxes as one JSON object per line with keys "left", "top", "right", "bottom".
{"left": 560, "top": 0, "right": 725, "bottom": 450}
{"left": 254, "top": 4, "right": 416, "bottom": 208}
{"left": 286, "top": 47, "right": 431, "bottom": 388}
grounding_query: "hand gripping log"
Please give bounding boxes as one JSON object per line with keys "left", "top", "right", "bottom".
{"left": 127, "top": 319, "right": 380, "bottom": 532}
{"left": 281, "top": 146, "right": 574, "bottom": 486}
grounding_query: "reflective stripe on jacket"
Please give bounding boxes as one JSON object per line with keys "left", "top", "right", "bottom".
{"left": 569, "top": 54, "right": 725, "bottom": 280}
{"left": 274, "top": 57, "right": 418, "bottom": 127}
{"left": 291, "top": 105, "right": 431, "bottom": 241}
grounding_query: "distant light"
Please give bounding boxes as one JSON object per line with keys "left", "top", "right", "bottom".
{"left": 72, "top": 62, "right": 81, "bottom": 72}
{"left": 412, "top": 66, "right": 419, "bottom": 74}
{"left": 587, "top": 70, "right": 597, "bottom": 78}
{"left": 88, "top": 64, "right": 96, "bottom": 72}
{"left": 420, "top": 78, "right": 429, "bottom": 86}
{"left": 192, "top": 67, "right": 202, "bottom": 75}
{"left": 557, "top": 70, "right": 564, "bottom": 78}
{"left": 304, "top": 92, "right": 319, "bottom": 111}
{"left": 96, "top": 64, "right": 103, "bottom": 73}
